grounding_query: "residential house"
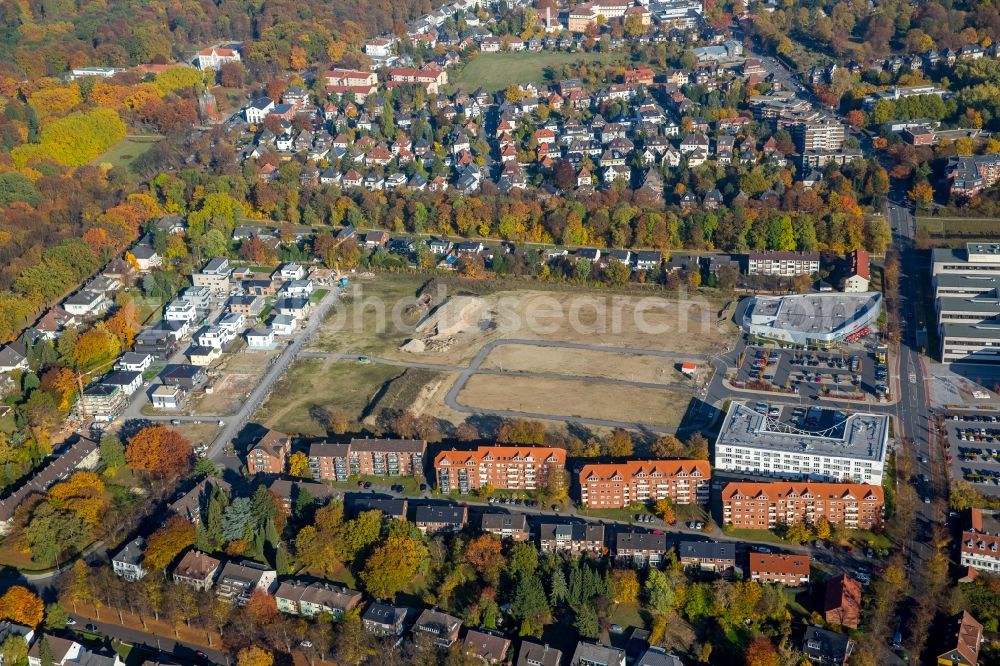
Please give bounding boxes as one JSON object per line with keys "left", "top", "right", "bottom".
{"left": 480, "top": 513, "right": 529, "bottom": 541}
{"left": 414, "top": 505, "right": 468, "bottom": 534}
{"left": 192, "top": 257, "right": 231, "bottom": 293}
{"left": 749, "top": 553, "right": 810, "bottom": 586}
{"left": 171, "top": 550, "right": 222, "bottom": 590}
{"left": 168, "top": 477, "right": 231, "bottom": 523}
{"left": 0, "top": 342, "right": 27, "bottom": 373}
{"left": 63, "top": 290, "right": 109, "bottom": 318}
{"left": 843, "top": 249, "right": 870, "bottom": 293}
{"left": 246, "top": 328, "right": 275, "bottom": 350}
{"left": 101, "top": 370, "right": 143, "bottom": 397}
{"left": 350, "top": 497, "right": 408, "bottom": 520}
{"left": 216, "top": 560, "right": 278, "bottom": 605}
{"left": 246, "top": 429, "right": 291, "bottom": 475}
{"left": 270, "top": 314, "right": 297, "bottom": 336}
{"left": 538, "top": 523, "right": 604, "bottom": 556}
{"left": 823, "top": 575, "right": 862, "bottom": 629}
{"left": 960, "top": 508, "right": 1000, "bottom": 574}
{"left": 186, "top": 345, "right": 221, "bottom": 366}
{"left": 363, "top": 602, "right": 412, "bottom": 636}
{"left": 570, "top": 641, "right": 626, "bottom": 666}
{"left": 412, "top": 608, "right": 462, "bottom": 649}
{"left": 802, "top": 626, "right": 854, "bottom": 666}
{"left": 636, "top": 648, "right": 684, "bottom": 666}
{"left": 130, "top": 246, "right": 162, "bottom": 272}
{"left": 275, "top": 580, "right": 361, "bottom": 619}
{"left": 615, "top": 532, "right": 668, "bottom": 567}
{"left": 678, "top": 541, "right": 736, "bottom": 573}
{"left": 463, "top": 630, "right": 511, "bottom": 664}
{"left": 150, "top": 384, "right": 186, "bottom": 411}
{"left": 160, "top": 365, "right": 207, "bottom": 389}
{"left": 111, "top": 537, "right": 147, "bottom": 581}
{"left": 117, "top": 352, "right": 152, "bottom": 373}
{"left": 245, "top": 97, "right": 274, "bottom": 124}
{"left": 228, "top": 295, "right": 266, "bottom": 318}
{"left": 937, "top": 611, "right": 982, "bottom": 666}
{"left": 28, "top": 634, "right": 84, "bottom": 666}
{"left": 515, "top": 642, "right": 562, "bottom": 666}
{"left": 746, "top": 251, "right": 820, "bottom": 277}
{"left": 634, "top": 251, "right": 662, "bottom": 271}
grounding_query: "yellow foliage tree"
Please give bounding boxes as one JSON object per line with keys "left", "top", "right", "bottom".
{"left": 237, "top": 647, "right": 273, "bottom": 666}
{"left": 28, "top": 84, "right": 82, "bottom": 119}
{"left": 288, "top": 451, "right": 311, "bottom": 478}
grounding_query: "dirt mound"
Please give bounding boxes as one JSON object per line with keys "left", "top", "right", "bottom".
{"left": 416, "top": 295, "right": 483, "bottom": 338}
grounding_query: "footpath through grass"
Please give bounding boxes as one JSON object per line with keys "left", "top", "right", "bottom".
{"left": 454, "top": 50, "right": 626, "bottom": 92}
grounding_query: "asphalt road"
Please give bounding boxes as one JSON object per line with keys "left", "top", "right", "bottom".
{"left": 67, "top": 614, "right": 231, "bottom": 665}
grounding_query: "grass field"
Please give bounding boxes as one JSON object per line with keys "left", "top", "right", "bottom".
{"left": 479, "top": 344, "right": 697, "bottom": 385}
{"left": 257, "top": 358, "right": 403, "bottom": 436}
{"left": 457, "top": 374, "right": 690, "bottom": 428}
{"left": 455, "top": 51, "right": 626, "bottom": 91}
{"left": 90, "top": 135, "right": 163, "bottom": 170}
{"left": 917, "top": 216, "right": 1000, "bottom": 238}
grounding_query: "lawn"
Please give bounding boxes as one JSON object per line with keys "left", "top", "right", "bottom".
{"left": 310, "top": 288, "right": 330, "bottom": 304}
{"left": 256, "top": 358, "right": 403, "bottom": 436}
{"left": 916, "top": 216, "right": 1000, "bottom": 239}
{"left": 327, "top": 474, "right": 422, "bottom": 494}
{"left": 719, "top": 526, "right": 797, "bottom": 546}
{"left": 90, "top": 135, "right": 163, "bottom": 170}
{"left": 454, "top": 50, "right": 627, "bottom": 92}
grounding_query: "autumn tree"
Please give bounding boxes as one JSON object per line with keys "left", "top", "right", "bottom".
{"left": 0, "top": 586, "right": 44, "bottom": 627}
{"left": 605, "top": 429, "right": 634, "bottom": 457}
{"left": 495, "top": 419, "right": 546, "bottom": 445}
{"left": 360, "top": 532, "right": 427, "bottom": 599}
{"left": 71, "top": 325, "right": 121, "bottom": 372}
{"left": 744, "top": 636, "right": 779, "bottom": 666}
{"left": 653, "top": 498, "right": 676, "bottom": 524}
{"left": 464, "top": 535, "right": 505, "bottom": 586}
{"left": 609, "top": 569, "right": 639, "bottom": 604}
{"left": 288, "top": 451, "right": 311, "bottom": 478}
{"left": 47, "top": 471, "right": 108, "bottom": 526}
{"left": 237, "top": 646, "right": 273, "bottom": 666}
{"left": 651, "top": 434, "right": 684, "bottom": 458}
{"left": 125, "top": 426, "right": 192, "bottom": 477}
{"left": 144, "top": 515, "right": 196, "bottom": 571}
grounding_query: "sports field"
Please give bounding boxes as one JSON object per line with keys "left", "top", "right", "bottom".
{"left": 90, "top": 135, "right": 163, "bottom": 170}
{"left": 454, "top": 51, "right": 626, "bottom": 91}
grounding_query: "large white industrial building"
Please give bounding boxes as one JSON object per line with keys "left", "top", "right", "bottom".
{"left": 742, "top": 292, "right": 882, "bottom": 345}
{"left": 933, "top": 243, "right": 1000, "bottom": 364}
{"left": 714, "top": 402, "right": 889, "bottom": 485}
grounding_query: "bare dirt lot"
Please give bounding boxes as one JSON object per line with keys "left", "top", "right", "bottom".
{"left": 193, "top": 349, "right": 281, "bottom": 416}
{"left": 274, "top": 274, "right": 737, "bottom": 435}
{"left": 311, "top": 274, "right": 736, "bottom": 364}
{"left": 478, "top": 344, "right": 704, "bottom": 386}
{"left": 455, "top": 374, "right": 691, "bottom": 428}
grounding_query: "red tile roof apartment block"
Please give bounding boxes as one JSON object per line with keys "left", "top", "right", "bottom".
{"left": 824, "top": 575, "right": 862, "bottom": 629}
{"left": 721, "top": 482, "right": 884, "bottom": 530}
{"left": 434, "top": 446, "right": 566, "bottom": 493}
{"left": 308, "top": 438, "right": 426, "bottom": 480}
{"left": 246, "top": 429, "right": 291, "bottom": 475}
{"left": 960, "top": 507, "right": 1000, "bottom": 575}
{"left": 937, "top": 611, "right": 983, "bottom": 666}
{"left": 578, "top": 460, "right": 710, "bottom": 508}
{"left": 749, "top": 553, "right": 811, "bottom": 586}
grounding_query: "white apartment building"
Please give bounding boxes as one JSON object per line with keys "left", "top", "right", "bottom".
{"left": 961, "top": 508, "right": 1000, "bottom": 574}
{"left": 714, "top": 402, "right": 889, "bottom": 485}
{"left": 747, "top": 251, "right": 820, "bottom": 277}
{"left": 165, "top": 300, "right": 198, "bottom": 323}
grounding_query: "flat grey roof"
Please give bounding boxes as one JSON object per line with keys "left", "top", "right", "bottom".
{"left": 940, "top": 322, "right": 1000, "bottom": 341}
{"left": 749, "top": 293, "right": 881, "bottom": 335}
{"left": 935, "top": 274, "right": 1000, "bottom": 294}
{"left": 717, "top": 402, "right": 888, "bottom": 463}
{"left": 938, "top": 297, "right": 1000, "bottom": 314}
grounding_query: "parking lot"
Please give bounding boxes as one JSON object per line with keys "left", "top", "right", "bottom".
{"left": 943, "top": 411, "right": 1000, "bottom": 496}
{"left": 735, "top": 343, "right": 890, "bottom": 403}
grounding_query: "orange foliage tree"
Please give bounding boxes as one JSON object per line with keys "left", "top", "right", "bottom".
{"left": 40, "top": 367, "right": 78, "bottom": 411}
{"left": 104, "top": 300, "right": 139, "bottom": 347}
{"left": 744, "top": 636, "right": 779, "bottom": 666}
{"left": 144, "top": 515, "right": 196, "bottom": 571}
{"left": 71, "top": 325, "right": 121, "bottom": 372}
{"left": 0, "top": 585, "right": 44, "bottom": 627}
{"left": 125, "top": 426, "right": 192, "bottom": 477}
{"left": 48, "top": 471, "right": 108, "bottom": 526}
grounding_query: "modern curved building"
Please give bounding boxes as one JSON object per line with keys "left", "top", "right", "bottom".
{"left": 742, "top": 292, "right": 882, "bottom": 345}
